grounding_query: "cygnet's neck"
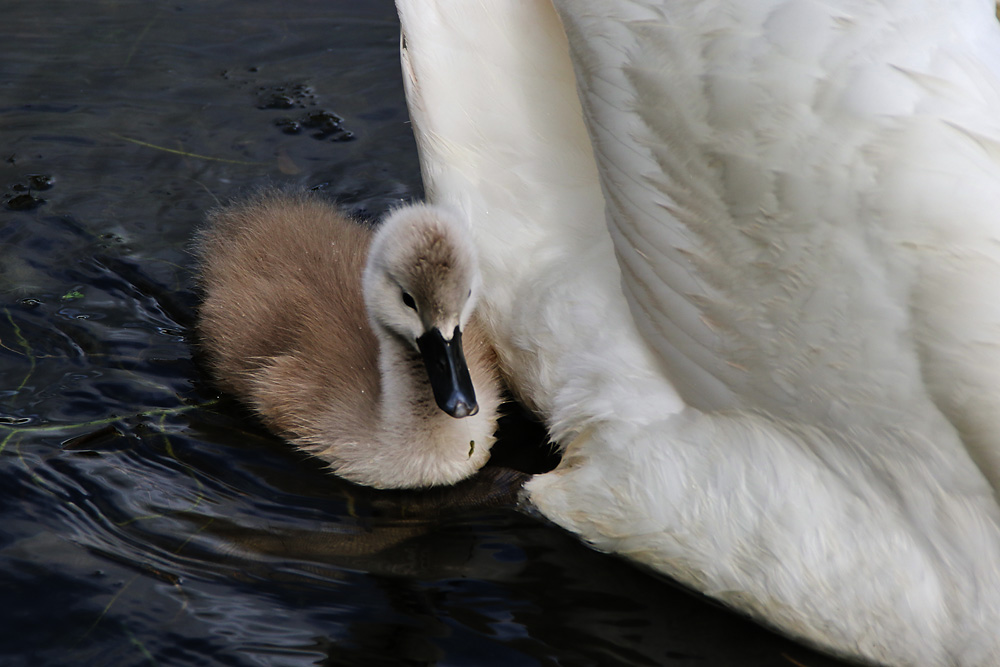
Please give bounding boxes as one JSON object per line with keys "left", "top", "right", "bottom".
{"left": 366, "top": 323, "right": 498, "bottom": 488}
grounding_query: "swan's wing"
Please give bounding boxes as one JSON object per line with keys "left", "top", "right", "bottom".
{"left": 552, "top": 0, "right": 1000, "bottom": 468}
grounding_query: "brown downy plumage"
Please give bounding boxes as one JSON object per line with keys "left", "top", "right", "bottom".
{"left": 196, "top": 191, "right": 502, "bottom": 489}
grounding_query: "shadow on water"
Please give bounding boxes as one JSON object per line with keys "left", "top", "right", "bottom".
{"left": 1, "top": 1, "right": 856, "bottom": 665}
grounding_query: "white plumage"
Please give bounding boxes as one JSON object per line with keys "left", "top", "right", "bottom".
{"left": 395, "top": 1, "right": 1000, "bottom": 663}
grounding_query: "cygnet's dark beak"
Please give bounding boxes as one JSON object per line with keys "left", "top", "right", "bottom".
{"left": 416, "top": 325, "right": 479, "bottom": 418}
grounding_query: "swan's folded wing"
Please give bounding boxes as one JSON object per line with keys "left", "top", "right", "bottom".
{"left": 551, "top": 0, "right": 1000, "bottom": 444}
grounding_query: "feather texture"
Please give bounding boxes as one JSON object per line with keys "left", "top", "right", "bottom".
{"left": 396, "top": 0, "right": 1000, "bottom": 663}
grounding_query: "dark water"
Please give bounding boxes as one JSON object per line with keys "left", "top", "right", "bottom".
{"left": 0, "top": 3, "right": 855, "bottom": 666}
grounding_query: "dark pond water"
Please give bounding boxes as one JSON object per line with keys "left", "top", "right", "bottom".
{"left": 1, "top": 2, "right": 856, "bottom": 666}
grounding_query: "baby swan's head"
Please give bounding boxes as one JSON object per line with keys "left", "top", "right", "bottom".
{"left": 363, "top": 204, "right": 482, "bottom": 418}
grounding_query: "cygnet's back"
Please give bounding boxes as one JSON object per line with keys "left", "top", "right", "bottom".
{"left": 198, "top": 192, "right": 379, "bottom": 438}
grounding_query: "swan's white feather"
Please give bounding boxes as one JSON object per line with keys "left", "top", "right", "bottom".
{"left": 396, "top": 0, "right": 1000, "bottom": 663}
{"left": 555, "top": 0, "right": 1000, "bottom": 483}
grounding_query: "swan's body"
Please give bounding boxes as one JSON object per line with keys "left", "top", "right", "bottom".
{"left": 396, "top": 0, "right": 1000, "bottom": 663}
{"left": 196, "top": 192, "right": 502, "bottom": 489}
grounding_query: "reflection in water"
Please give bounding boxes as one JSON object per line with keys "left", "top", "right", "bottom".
{"left": 0, "top": 1, "right": 853, "bottom": 665}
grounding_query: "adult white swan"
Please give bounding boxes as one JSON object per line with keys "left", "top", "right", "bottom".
{"left": 395, "top": 1, "right": 1000, "bottom": 664}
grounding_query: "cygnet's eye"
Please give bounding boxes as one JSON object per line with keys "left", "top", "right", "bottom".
{"left": 401, "top": 291, "right": 417, "bottom": 311}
